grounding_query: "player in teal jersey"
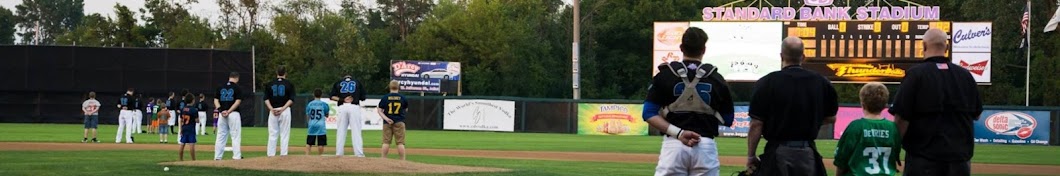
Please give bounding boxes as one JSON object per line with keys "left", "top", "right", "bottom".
{"left": 305, "top": 89, "right": 330, "bottom": 155}
{"left": 835, "top": 83, "right": 901, "bottom": 176}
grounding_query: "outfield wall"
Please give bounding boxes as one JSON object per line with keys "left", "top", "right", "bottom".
{"left": 0, "top": 45, "right": 256, "bottom": 126}
{"left": 249, "top": 95, "right": 1058, "bottom": 146}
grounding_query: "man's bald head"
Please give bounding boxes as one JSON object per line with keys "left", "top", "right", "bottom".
{"left": 781, "top": 37, "right": 805, "bottom": 63}
{"left": 923, "top": 28, "right": 949, "bottom": 57}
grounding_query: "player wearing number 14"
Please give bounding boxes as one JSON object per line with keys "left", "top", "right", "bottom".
{"left": 834, "top": 83, "right": 900, "bottom": 176}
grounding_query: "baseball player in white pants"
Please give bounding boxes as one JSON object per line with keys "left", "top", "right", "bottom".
{"left": 265, "top": 70, "right": 295, "bottom": 157}
{"left": 214, "top": 72, "right": 244, "bottom": 160}
{"left": 115, "top": 109, "right": 134, "bottom": 143}
{"left": 116, "top": 89, "right": 135, "bottom": 143}
{"left": 197, "top": 94, "right": 208, "bottom": 135}
{"left": 133, "top": 109, "right": 143, "bottom": 133}
{"left": 335, "top": 103, "right": 363, "bottom": 157}
{"left": 214, "top": 111, "right": 242, "bottom": 159}
{"left": 330, "top": 75, "right": 365, "bottom": 157}
{"left": 267, "top": 109, "right": 291, "bottom": 156}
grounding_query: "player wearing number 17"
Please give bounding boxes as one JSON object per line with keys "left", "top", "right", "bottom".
{"left": 377, "top": 80, "right": 408, "bottom": 160}
{"left": 834, "top": 83, "right": 900, "bottom": 176}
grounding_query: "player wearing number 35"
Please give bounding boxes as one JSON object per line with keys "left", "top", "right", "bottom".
{"left": 746, "top": 37, "right": 839, "bottom": 176}
{"left": 834, "top": 83, "right": 900, "bottom": 176}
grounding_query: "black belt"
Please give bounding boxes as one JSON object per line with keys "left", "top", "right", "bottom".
{"left": 777, "top": 141, "right": 811, "bottom": 148}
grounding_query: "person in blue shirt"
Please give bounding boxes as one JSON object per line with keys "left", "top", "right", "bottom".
{"left": 377, "top": 80, "right": 409, "bottom": 160}
{"left": 178, "top": 93, "right": 199, "bottom": 161}
{"left": 305, "top": 89, "right": 330, "bottom": 155}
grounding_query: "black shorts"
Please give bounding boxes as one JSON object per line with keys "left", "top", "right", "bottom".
{"left": 307, "top": 135, "right": 327, "bottom": 146}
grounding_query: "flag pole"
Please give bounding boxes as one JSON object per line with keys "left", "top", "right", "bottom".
{"left": 1025, "top": 0, "right": 1032, "bottom": 106}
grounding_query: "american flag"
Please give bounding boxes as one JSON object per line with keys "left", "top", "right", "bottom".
{"left": 1020, "top": 0, "right": 1030, "bottom": 48}
{"left": 1022, "top": 2, "right": 1030, "bottom": 35}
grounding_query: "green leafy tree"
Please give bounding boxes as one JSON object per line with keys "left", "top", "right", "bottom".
{"left": 112, "top": 4, "right": 146, "bottom": 47}
{"left": 13, "top": 0, "right": 84, "bottom": 44}
{"left": 377, "top": 0, "right": 434, "bottom": 40}
{"left": 0, "top": 7, "right": 16, "bottom": 44}
{"left": 54, "top": 13, "right": 114, "bottom": 46}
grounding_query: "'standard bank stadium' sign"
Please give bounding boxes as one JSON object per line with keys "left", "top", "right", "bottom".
{"left": 702, "top": 0, "right": 940, "bottom": 21}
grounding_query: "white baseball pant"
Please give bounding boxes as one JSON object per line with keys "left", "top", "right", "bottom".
{"left": 655, "top": 136, "right": 720, "bottom": 176}
{"left": 214, "top": 111, "right": 242, "bottom": 160}
{"left": 335, "top": 104, "right": 363, "bottom": 157}
{"left": 133, "top": 110, "right": 143, "bottom": 133}
{"left": 267, "top": 108, "right": 291, "bottom": 156}
{"left": 197, "top": 111, "right": 207, "bottom": 135}
{"left": 115, "top": 110, "right": 133, "bottom": 143}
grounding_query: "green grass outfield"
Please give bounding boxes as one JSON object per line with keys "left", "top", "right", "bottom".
{"left": 0, "top": 123, "right": 1054, "bottom": 176}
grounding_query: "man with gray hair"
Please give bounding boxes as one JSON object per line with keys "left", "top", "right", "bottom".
{"left": 889, "top": 28, "right": 982, "bottom": 176}
{"left": 746, "top": 37, "right": 837, "bottom": 176}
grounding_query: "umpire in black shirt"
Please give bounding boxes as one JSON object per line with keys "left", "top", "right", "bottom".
{"left": 890, "top": 28, "right": 983, "bottom": 176}
{"left": 747, "top": 37, "right": 838, "bottom": 176}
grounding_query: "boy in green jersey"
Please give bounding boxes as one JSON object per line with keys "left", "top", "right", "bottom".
{"left": 835, "top": 83, "right": 901, "bottom": 176}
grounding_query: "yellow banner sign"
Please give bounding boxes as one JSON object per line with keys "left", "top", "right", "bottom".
{"left": 577, "top": 104, "right": 648, "bottom": 136}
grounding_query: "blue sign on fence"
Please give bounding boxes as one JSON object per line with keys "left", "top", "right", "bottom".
{"left": 719, "top": 106, "right": 750, "bottom": 137}
{"left": 973, "top": 110, "right": 1051, "bottom": 145}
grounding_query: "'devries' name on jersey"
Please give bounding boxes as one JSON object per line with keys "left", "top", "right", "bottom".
{"left": 863, "top": 129, "right": 890, "bottom": 139}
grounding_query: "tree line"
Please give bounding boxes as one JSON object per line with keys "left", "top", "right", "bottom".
{"left": 0, "top": 0, "right": 1057, "bottom": 106}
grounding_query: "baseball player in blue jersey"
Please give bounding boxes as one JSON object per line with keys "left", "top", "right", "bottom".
{"left": 214, "top": 72, "right": 245, "bottom": 160}
{"left": 642, "top": 27, "right": 736, "bottom": 176}
{"left": 178, "top": 93, "right": 199, "bottom": 161}
{"left": 197, "top": 93, "right": 208, "bottom": 135}
{"left": 306, "top": 89, "right": 330, "bottom": 155}
{"left": 166, "top": 92, "right": 178, "bottom": 135}
{"left": 331, "top": 75, "right": 366, "bottom": 157}
{"left": 377, "top": 81, "right": 408, "bottom": 160}
{"left": 116, "top": 88, "right": 136, "bottom": 144}
{"left": 265, "top": 67, "right": 296, "bottom": 157}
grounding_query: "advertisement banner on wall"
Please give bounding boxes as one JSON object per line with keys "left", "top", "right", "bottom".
{"left": 652, "top": 50, "right": 684, "bottom": 76}
{"left": 718, "top": 106, "right": 751, "bottom": 137}
{"left": 443, "top": 99, "right": 515, "bottom": 132}
{"left": 654, "top": 22, "right": 689, "bottom": 51}
{"left": 322, "top": 98, "right": 383, "bottom": 130}
{"left": 951, "top": 22, "right": 992, "bottom": 53}
{"left": 577, "top": 104, "right": 648, "bottom": 136}
{"left": 974, "top": 110, "right": 1051, "bottom": 145}
{"left": 952, "top": 52, "right": 991, "bottom": 83}
{"left": 390, "top": 60, "right": 461, "bottom": 93}
{"left": 833, "top": 107, "right": 895, "bottom": 139}
{"left": 689, "top": 22, "right": 783, "bottom": 81}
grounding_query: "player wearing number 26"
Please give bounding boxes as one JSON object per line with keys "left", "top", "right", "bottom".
{"left": 834, "top": 83, "right": 900, "bottom": 176}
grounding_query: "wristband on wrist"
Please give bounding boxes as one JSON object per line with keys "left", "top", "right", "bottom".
{"left": 666, "top": 124, "right": 682, "bottom": 138}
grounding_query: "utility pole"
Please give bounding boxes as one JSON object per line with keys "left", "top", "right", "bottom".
{"left": 572, "top": 0, "right": 581, "bottom": 99}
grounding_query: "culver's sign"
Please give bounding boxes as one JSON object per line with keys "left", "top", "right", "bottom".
{"left": 951, "top": 22, "right": 992, "bottom": 53}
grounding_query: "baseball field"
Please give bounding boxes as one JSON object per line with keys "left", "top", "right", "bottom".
{"left": 1, "top": 123, "right": 1058, "bottom": 176}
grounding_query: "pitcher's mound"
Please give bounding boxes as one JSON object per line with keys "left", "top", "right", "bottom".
{"left": 160, "top": 156, "right": 509, "bottom": 174}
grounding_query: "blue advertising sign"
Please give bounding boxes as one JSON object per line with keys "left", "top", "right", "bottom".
{"left": 973, "top": 110, "right": 1051, "bottom": 145}
{"left": 719, "top": 106, "right": 750, "bottom": 137}
{"left": 390, "top": 60, "right": 461, "bottom": 93}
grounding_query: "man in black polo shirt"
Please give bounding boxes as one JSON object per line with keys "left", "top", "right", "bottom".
{"left": 889, "top": 28, "right": 982, "bottom": 176}
{"left": 642, "top": 27, "right": 735, "bottom": 175}
{"left": 747, "top": 37, "right": 838, "bottom": 176}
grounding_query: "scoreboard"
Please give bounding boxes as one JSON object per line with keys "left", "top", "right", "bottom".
{"left": 653, "top": 20, "right": 990, "bottom": 84}
{"left": 786, "top": 21, "right": 952, "bottom": 83}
